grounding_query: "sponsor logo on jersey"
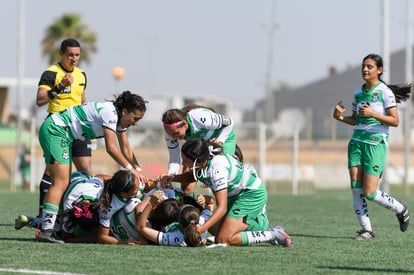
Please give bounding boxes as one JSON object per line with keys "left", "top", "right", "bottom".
{"left": 61, "top": 87, "right": 71, "bottom": 94}
{"left": 215, "top": 179, "right": 226, "bottom": 188}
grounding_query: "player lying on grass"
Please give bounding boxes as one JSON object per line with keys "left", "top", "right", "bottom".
{"left": 135, "top": 189, "right": 213, "bottom": 246}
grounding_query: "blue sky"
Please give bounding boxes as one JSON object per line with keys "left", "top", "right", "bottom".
{"left": 0, "top": 0, "right": 411, "bottom": 112}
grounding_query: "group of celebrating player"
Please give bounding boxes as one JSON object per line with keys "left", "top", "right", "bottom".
{"left": 14, "top": 38, "right": 291, "bottom": 247}
{"left": 14, "top": 38, "right": 412, "bottom": 246}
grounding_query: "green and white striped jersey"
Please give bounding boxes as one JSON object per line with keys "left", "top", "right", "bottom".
{"left": 165, "top": 108, "right": 234, "bottom": 175}
{"left": 63, "top": 171, "right": 104, "bottom": 211}
{"left": 158, "top": 208, "right": 212, "bottom": 246}
{"left": 196, "top": 154, "right": 262, "bottom": 197}
{"left": 51, "top": 102, "right": 123, "bottom": 141}
{"left": 351, "top": 82, "right": 396, "bottom": 144}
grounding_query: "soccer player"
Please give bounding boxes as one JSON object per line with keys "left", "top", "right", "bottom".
{"left": 136, "top": 189, "right": 213, "bottom": 247}
{"left": 60, "top": 171, "right": 109, "bottom": 243}
{"left": 36, "top": 91, "right": 147, "bottom": 243}
{"left": 158, "top": 139, "right": 291, "bottom": 247}
{"left": 15, "top": 171, "right": 108, "bottom": 234}
{"left": 333, "top": 53, "right": 410, "bottom": 240}
{"left": 95, "top": 169, "right": 151, "bottom": 245}
{"left": 162, "top": 105, "right": 236, "bottom": 195}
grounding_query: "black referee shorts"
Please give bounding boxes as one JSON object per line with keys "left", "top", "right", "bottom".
{"left": 72, "top": 139, "right": 92, "bottom": 157}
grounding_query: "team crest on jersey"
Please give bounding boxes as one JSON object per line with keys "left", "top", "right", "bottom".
{"left": 62, "top": 149, "right": 69, "bottom": 160}
{"left": 372, "top": 93, "right": 379, "bottom": 102}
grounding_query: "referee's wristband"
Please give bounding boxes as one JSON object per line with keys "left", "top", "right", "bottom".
{"left": 47, "top": 85, "right": 64, "bottom": 99}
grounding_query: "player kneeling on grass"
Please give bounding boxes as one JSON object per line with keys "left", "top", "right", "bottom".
{"left": 158, "top": 138, "right": 291, "bottom": 247}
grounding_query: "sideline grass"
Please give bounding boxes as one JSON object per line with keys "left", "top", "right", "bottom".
{"left": 1, "top": 188, "right": 413, "bottom": 275}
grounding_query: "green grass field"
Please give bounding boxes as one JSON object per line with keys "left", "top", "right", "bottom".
{"left": 1, "top": 187, "right": 413, "bottom": 275}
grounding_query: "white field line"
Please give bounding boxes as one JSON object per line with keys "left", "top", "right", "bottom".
{"left": 0, "top": 268, "right": 87, "bottom": 275}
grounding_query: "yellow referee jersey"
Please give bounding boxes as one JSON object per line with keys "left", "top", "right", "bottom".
{"left": 38, "top": 63, "right": 87, "bottom": 113}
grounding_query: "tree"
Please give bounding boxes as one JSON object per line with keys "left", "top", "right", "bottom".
{"left": 41, "top": 13, "right": 97, "bottom": 65}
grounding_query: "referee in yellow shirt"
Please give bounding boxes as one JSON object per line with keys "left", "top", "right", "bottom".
{"left": 35, "top": 38, "right": 92, "bottom": 217}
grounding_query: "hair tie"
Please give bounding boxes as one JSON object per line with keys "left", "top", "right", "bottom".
{"left": 73, "top": 205, "right": 93, "bottom": 219}
{"left": 163, "top": 120, "right": 184, "bottom": 127}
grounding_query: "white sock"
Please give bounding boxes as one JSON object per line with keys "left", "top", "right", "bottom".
{"left": 41, "top": 210, "right": 57, "bottom": 231}
{"left": 242, "top": 231, "right": 274, "bottom": 245}
{"left": 352, "top": 188, "right": 372, "bottom": 231}
{"left": 372, "top": 190, "right": 404, "bottom": 213}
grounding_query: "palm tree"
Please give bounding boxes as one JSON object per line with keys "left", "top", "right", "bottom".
{"left": 41, "top": 13, "right": 97, "bottom": 65}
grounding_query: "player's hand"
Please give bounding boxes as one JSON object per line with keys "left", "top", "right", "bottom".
{"left": 124, "top": 237, "right": 139, "bottom": 245}
{"left": 333, "top": 101, "right": 346, "bottom": 120}
{"left": 130, "top": 168, "right": 146, "bottom": 182}
{"left": 150, "top": 190, "right": 164, "bottom": 206}
{"left": 60, "top": 73, "right": 74, "bottom": 87}
{"left": 359, "top": 103, "right": 373, "bottom": 117}
{"left": 196, "top": 194, "right": 206, "bottom": 208}
{"left": 209, "top": 138, "right": 223, "bottom": 146}
{"left": 157, "top": 174, "right": 174, "bottom": 188}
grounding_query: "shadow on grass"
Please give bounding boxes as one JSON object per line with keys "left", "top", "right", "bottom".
{"left": 0, "top": 237, "right": 36, "bottom": 242}
{"left": 318, "top": 266, "right": 414, "bottom": 273}
{"left": 292, "top": 233, "right": 351, "bottom": 240}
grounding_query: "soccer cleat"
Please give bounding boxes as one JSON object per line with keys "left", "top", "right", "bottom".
{"left": 15, "top": 215, "right": 32, "bottom": 230}
{"left": 354, "top": 229, "right": 375, "bottom": 240}
{"left": 36, "top": 230, "right": 65, "bottom": 244}
{"left": 270, "top": 226, "right": 291, "bottom": 248}
{"left": 396, "top": 201, "right": 409, "bottom": 232}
